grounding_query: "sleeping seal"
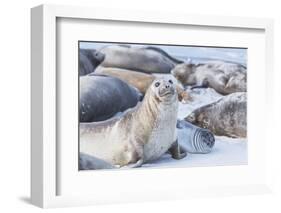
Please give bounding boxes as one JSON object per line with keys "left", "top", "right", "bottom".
{"left": 185, "top": 92, "right": 247, "bottom": 138}
{"left": 94, "top": 66, "right": 190, "bottom": 103}
{"left": 80, "top": 74, "right": 141, "bottom": 122}
{"left": 177, "top": 120, "right": 215, "bottom": 154}
{"left": 171, "top": 61, "right": 247, "bottom": 95}
{"left": 80, "top": 78, "right": 187, "bottom": 168}
{"left": 94, "top": 66, "right": 154, "bottom": 94}
{"left": 79, "top": 49, "right": 105, "bottom": 75}
{"left": 99, "top": 45, "right": 183, "bottom": 73}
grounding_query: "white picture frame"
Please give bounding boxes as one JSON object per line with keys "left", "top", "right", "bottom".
{"left": 31, "top": 4, "right": 274, "bottom": 208}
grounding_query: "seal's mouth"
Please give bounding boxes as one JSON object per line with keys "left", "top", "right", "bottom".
{"left": 159, "top": 89, "right": 175, "bottom": 97}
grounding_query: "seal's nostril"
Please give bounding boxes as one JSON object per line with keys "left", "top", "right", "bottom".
{"left": 165, "top": 85, "right": 170, "bottom": 88}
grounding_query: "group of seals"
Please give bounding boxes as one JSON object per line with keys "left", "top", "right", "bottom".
{"left": 171, "top": 61, "right": 247, "bottom": 95}
{"left": 79, "top": 45, "right": 247, "bottom": 97}
{"left": 94, "top": 66, "right": 190, "bottom": 103}
{"left": 80, "top": 79, "right": 187, "bottom": 168}
{"left": 78, "top": 44, "right": 246, "bottom": 170}
{"left": 185, "top": 92, "right": 247, "bottom": 138}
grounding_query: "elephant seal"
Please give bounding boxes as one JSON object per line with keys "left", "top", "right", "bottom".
{"left": 171, "top": 61, "right": 247, "bottom": 95}
{"left": 177, "top": 120, "right": 215, "bottom": 154}
{"left": 141, "top": 46, "right": 183, "bottom": 64}
{"left": 99, "top": 45, "right": 182, "bottom": 74}
{"left": 95, "top": 66, "right": 190, "bottom": 102}
{"left": 94, "top": 66, "right": 154, "bottom": 94}
{"left": 185, "top": 92, "right": 247, "bottom": 138}
{"left": 80, "top": 74, "right": 141, "bottom": 122}
{"left": 80, "top": 78, "right": 187, "bottom": 168}
{"left": 79, "top": 49, "right": 105, "bottom": 75}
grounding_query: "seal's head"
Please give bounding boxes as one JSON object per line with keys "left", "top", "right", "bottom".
{"left": 185, "top": 111, "right": 210, "bottom": 129}
{"left": 93, "top": 50, "right": 105, "bottom": 63}
{"left": 171, "top": 63, "right": 195, "bottom": 86}
{"left": 149, "top": 78, "right": 177, "bottom": 103}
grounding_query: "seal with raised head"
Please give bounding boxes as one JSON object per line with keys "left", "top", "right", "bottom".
{"left": 94, "top": 66, "right": 190, "bottom": 102}
{"left": 99, "top": 45, "right": 183, "bottom": 74}
{"left": 80, "top": 78, "right": 187, "bottom": 168}
{"left": 171, "top": 61, "right": 247, "bottom": 95}
{"left": 80, "top": 74, "right": 141, "bottom": 122}
{"left": 79, "top": 49, "right": 105, "bottom": 76}
{"left": 185, "top": 92, "right": 247, "bottom": 138}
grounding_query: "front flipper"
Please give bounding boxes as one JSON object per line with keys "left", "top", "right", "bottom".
{"left": 121, "top": 144, "right": 144, "bottom": 169}
{"left": 169, "top": 140, "right": 187, "bottom": 160}
{"left": 191, "top": 79, "right": 209, "bottom": 90}
{"left": 176, "top": 85, "right": 191, "bottom": 103}
{"left": 121, "top": 158, "right": 144, "bottom": 169}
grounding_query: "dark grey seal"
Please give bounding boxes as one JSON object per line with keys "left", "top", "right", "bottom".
{"left": 185, "top": 92, "right": 247, "bottom": 138}
{"left": 79, "top": 49, "right": 105, "bottom": 76}
{"left": 99, "top": 45, "right": 183, "bottom": 73}
{"left": 80, "top": 74, "right": 142, "bottom": 122}
{"left": 177, "top": 120, "right": 215, "bottom": 154}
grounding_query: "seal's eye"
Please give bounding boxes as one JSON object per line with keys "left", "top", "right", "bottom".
{"left": 154, "top": 82, "right": 160, "bottom": 87}
{"left": 203, "top": 118, "right": 209, "bottom": 124}
{"left": 168, "top": 80, "right": 173, "bottom": 84}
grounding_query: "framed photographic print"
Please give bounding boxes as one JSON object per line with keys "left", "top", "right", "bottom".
{"left": 31, "top": 4, "right": 274, "bottom": 208}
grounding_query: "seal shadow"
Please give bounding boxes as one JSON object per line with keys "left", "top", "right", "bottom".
{"left": 18, "top": 196, "right": 31, "bottom": 205}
